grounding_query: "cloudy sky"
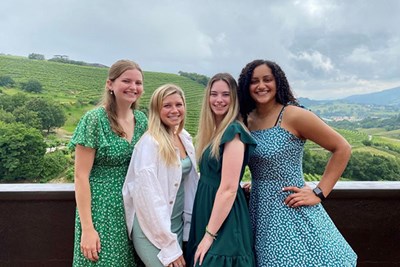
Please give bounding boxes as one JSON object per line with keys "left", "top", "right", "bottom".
{"left": 1, "top": 0, "right": 399, "bottom": 99}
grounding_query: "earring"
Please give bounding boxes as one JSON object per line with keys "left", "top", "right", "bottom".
{"left": 109, "top": 90, "right": 114, "bottom": 95}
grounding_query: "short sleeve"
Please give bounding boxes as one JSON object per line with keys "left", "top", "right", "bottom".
{"left": 133, "top": 109, "right": 148, "bottom": 134}
{"left": 68, "top": 108, "right": 104, "bottom": 150}
{"left": 221, "top": 121, "right": 257, "bottom": 149}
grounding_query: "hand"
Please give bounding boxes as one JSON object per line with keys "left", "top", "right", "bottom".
{"left": 283, "top": 184, "right": 321, "bottom": 208}
{"left": 80, "top": 228, "right": 101, "bottom": 262}
{"left": 241, "top": 182, "right": 251, "bottom": 193}
{"left": 168, "top": 255, "right": 185, "bottom": 267}
{"left": 193, "top": 234, "right": 214, "bottom": 266}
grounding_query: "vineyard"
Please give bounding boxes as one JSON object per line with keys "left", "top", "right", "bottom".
{"left": 0, "top": 55, "right": 205, "bottom": 136}
{"left": 2, "top": 54, "right": 400, "bottom": 182}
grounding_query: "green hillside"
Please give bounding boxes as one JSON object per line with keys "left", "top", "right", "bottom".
{"left": 0, "top": 55, "right": 205, "bottom": 136}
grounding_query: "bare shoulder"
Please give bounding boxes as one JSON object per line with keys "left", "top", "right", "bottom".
{"left": 283, "top": 105, "right": 315, "bottom": 122}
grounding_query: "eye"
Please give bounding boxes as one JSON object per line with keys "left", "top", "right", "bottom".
{"left": 136, "top": 81, "right": 143, "bottom": 85}
{"left": 250, "top": 79, "right": 258, "bottom": 85}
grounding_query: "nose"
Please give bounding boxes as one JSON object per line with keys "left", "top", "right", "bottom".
{"left": 257, "top": 82, "right": 266, "bottom": 89}
{"left": 130, "top": 82, "right": 138, "bottom": 90}
{"left": 171, "top": 105, "right": 179, "bottom": 113}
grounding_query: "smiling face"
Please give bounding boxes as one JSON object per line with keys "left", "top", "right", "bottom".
{"left": 249, "top": 64, "right": 277, "bottom": 105}
{"left": 107, "top": 68, "right": 143, "bottom": 106}
{"left": 209, "top": 80, "right": 231, "bottom": 122}
{"left": 160, "top": 93, "right": 185, "bottom": 130}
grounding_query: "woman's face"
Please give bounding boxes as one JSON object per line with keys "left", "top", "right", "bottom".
{"left": 107, "top": 69, "right": 143, "bottom": 105}
{"left": 249, "top": 64, "right": 277, "bottom": 105}
{"left": 209, "top": 80, "right": 231, "bottom": 122}
{"left": 160, "top": 93, "right": 185, "bottom": 130}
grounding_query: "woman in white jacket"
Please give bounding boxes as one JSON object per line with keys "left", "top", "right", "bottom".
{"left": 123, "top": 84, "right": 199, "bottom": 267}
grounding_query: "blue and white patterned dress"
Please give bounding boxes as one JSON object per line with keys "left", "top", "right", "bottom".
{"left": 248, "top": 106, "right": 357, "bottom": 267}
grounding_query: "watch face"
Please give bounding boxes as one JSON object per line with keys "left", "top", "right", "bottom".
{"left": 314, "top": 187, "right": 322, "bottom": 195}
{"left": 313, "top": 187, "right": 325, "bottom": 200}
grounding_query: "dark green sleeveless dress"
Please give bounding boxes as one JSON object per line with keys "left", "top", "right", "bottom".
{"left": 186, "top": 121, "right": 256, "bottom": 267}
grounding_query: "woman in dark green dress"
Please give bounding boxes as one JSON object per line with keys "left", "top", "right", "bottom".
{"left": 186, "top": 73, "right": 256, "bottom": 267}
{"left": 69, "top": 60, "right": 147, "bottom": 266}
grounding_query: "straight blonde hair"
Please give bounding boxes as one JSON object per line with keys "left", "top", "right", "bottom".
{"left": 196, "top": 73, "right": 240, "bottom": 161}
{"left": 148, "top": 84, "right": 186, "bottom": 166}
{"left": 100, "top": 59, "right": 143, "bottom": 137}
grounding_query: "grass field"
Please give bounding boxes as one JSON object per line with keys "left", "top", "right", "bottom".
{"left": 0, "top": 55, "right": 205, "bottom": 136}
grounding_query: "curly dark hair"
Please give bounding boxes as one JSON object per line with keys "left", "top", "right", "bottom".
{"left": 238, "top": 59, "right": 298, "bottom": 126}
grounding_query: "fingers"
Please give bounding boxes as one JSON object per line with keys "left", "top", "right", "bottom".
{"left": 169, "top": 256, "right": 185, "bottom": 267}
{"left": 283, "top": 186, "right": 319, "bottom": 207}
{"left": 282, "top": 186, "right": 300, "bottom": 193}
{"left": 193, "top": 250, "right": 200, "bottom": 266}
{"left": 81, "top": 248, "right": 99, "bottom": 261}
{"left": 96, "top": 238, "right": 101, "bottom": 253}
{"left": 81, "top": 243, "right": 100, "bottom": 261}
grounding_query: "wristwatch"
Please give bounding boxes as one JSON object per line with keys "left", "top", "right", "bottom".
{"left": 313, "top": 186, "right": 326, "bottom": 201}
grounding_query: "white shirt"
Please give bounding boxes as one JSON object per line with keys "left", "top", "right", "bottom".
{"left": 122, "top": 129, "right": 199, "bottom": 266}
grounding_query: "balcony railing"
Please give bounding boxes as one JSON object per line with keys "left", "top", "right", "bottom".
{"left": 1, "top": 182, "right": 400, "bottom": 267}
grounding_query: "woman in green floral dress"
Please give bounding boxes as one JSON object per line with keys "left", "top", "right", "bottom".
{"left": 68, "top": 60, "right": 147, "bottom": 266}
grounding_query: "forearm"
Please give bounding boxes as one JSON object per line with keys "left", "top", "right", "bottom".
{"left": 75, "top": 177, "right": 94, "bottom": 230}
{"left": 318, "top": 145, "right": 351, "bottom": 196}
{"left": 206, "top": 187, "right": 237, "bottom": 235}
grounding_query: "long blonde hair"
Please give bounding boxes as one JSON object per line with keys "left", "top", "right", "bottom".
{"left": 148, "top": 84, "right": 186, "bottom": 166}
{"left": 196, "top": 73, "right": 240, "bottom": 160}
{"left": 100, "top": 59, "right": 143, "bottom": 137}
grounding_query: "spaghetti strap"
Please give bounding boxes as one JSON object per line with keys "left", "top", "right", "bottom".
{"left": 274, "top": 105, "right": 286, "bottom": 127}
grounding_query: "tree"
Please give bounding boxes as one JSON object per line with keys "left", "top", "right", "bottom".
{"left": 0, "top": 93, "right": 29, "bottom": 112}
{"left": 12, "top": 106, "right": 42, "bottom": 129}
{"left": 21, "top": 79, "right": 43, "bottom": 93}
{"left": 0, "top": 121, "right": 46, "bottom": 181}
{"left": 178, "top": 71, "right": 209, "bottom": 86}
{"left": 0, "top": 76, "right": 15, "bottom": 87}
{"left": 21, "top": 80, "right": 43, "bottom": 93}
{"left": 0, "top": 109, "right": 16, "bottom": 123}
{"left": 25, "top": 98, "right": 66, "bottom": 133}
{"left": 40, "top": 151, "right": 69, "bottom": 181}
{"left": 28, "top": 53, "right": 45, "bottom": 60}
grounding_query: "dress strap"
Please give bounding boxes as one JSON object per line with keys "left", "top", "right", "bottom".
{"left": 274, "top": 105, "right": 286, "bottom": 127}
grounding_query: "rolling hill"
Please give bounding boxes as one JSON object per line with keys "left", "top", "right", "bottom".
{"left": 0, "top": 55, "right": 205, "bottom": 136}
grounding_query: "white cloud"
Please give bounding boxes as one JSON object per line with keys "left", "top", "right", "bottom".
{"left": 290, "top": 51, "right": 334, "bottom": 74}
{"left": 0, "top": 0, "right": 399, "bottom": 99}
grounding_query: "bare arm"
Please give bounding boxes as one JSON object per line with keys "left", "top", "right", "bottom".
{"left": 283, "top": 107, "right": 351, "bottom": 207}
{"left": 74, "top": 144, "right": 100, "bottom": 261}
{"left": 194, "top": 134, "right": 245, "bottom": 265}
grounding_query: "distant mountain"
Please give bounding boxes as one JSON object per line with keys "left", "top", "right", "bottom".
{"left": 298, "top": 86, "right": 400, "bottom": 107}
{"left": 342, "top": 86, "right": 400, "bottom": 106}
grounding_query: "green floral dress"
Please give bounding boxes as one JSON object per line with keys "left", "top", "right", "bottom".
{"left": 68, "top": 106, "right": 147, "bottom": 266}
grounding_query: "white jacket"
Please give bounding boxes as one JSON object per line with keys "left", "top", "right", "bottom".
{"left": 122, "top": 129, "right": 199, "bottom": 266}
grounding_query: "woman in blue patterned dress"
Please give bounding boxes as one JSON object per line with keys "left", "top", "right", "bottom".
{"left": 237, "top": 59, "right": 357, "bottom": 266}
{"left": 69, "top": 60, "right": 147, "bottom": 266}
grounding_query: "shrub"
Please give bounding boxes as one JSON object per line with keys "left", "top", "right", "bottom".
{"left": 21, "top": 80, "right": 43, "bottom": 93}
{"left": 0, "top": 76, "right": 15, "bottom": 87}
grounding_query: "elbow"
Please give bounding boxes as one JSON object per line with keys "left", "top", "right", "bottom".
{"left": 333, "top": 140, "right": 352, "bottom": 161}
{"left": 218, "top": 185, "right": 238, "bottom": 199}
{"left": 343, "top": 140, "right": 352, "bottom": 159}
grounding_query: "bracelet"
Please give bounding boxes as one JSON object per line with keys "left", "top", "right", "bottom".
{"left": 205, "top": 226, "right": 218, "bottom": 240}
